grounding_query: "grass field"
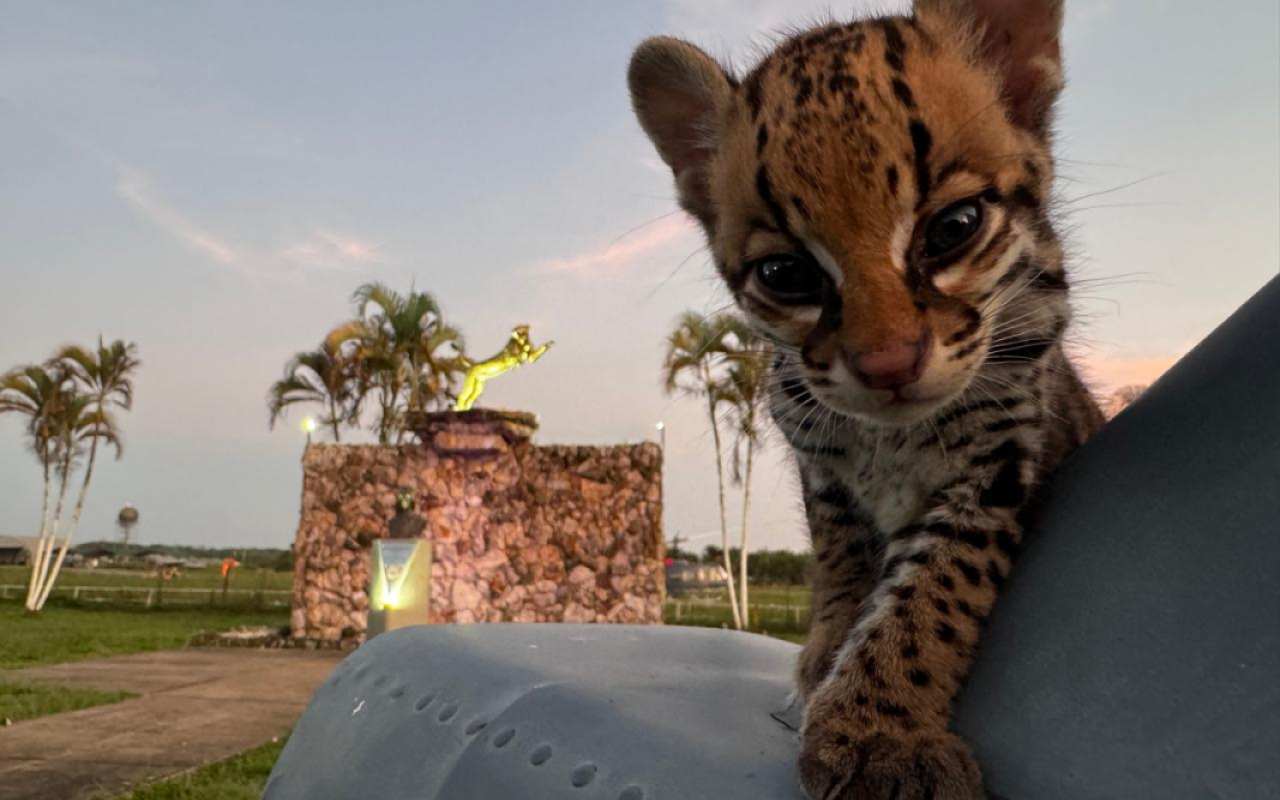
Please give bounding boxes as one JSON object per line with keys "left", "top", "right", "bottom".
{"left": 0, "top": 565, "right": 292, "bottom": 592}
{"left": 665, "top": 584, "right": 812, "bottom": 643}
{"left": 0, "top": 680, "right": 133, "bottom": 724}
{"left": 0, "top": 603, "right": 288, "bottom": 669}
{"left": 115, "top": 737, "right": 287, "bottom": 800}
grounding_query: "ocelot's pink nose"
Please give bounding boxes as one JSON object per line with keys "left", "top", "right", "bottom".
{"left": 847, "top": 334, "right": 931, "bottom": 391}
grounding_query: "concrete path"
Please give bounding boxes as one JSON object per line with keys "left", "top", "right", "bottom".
{"left": 0, "top": 648, "right": 344, "bottom": 800}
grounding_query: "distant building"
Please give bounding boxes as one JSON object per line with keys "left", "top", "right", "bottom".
{"left": 0, "top": 535, "right": 40, "bottom": 566}
{"left": 665, "top": 558, "right": 728, "bottom": 593}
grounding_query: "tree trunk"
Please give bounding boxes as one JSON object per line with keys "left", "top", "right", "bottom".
{"left": 25, "top": 453, "right": 53, "bottom": 608}
{"left": 35, "top": 436, "right": 99, "bottom": 610}
{"left": 707, "top": 390, "right": 742, "bottom": 630}
{"left": 28, "top": 449, "right": 73, "bottom": 612}
{"left": 739, "top": 434, "right": 755, "bottom": 624}
{"left": 329, "top": 397, "right": 342, "bottom": 443}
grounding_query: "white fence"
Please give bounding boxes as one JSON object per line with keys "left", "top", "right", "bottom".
{"left": 0, "top": 583, "right": 291, "bottom": 608}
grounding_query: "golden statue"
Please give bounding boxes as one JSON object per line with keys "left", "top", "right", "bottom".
{"left": 454, "top": 325, "right": 554, "bottom": 411}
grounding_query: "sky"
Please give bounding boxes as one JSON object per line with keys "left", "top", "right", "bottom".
{"left": 1, "top": 0, "right": 1276, "bottom": 554}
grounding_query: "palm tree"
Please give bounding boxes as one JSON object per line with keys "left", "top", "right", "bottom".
{"left": 33, "top": 392, "right": 122, "bottom": 610}
{"left": 0, "top": 365, "right": 70, "bottom": 607}
{"left": 31, "top": 339, "right": 137, "bottom": 610}
{"left": 663, "top": 310, "right": 743, "bottom": 630}
{"left": 329, "top": 282, "right": 466, "bottom": 443}
{"left": 722, "top": 320, "right": 770, "bottom": 622}
{"left": 417, "top": 322, "right": 468, "bottom": 410}
{"left": 267, "top": 339, "right": 356, "bottom": 442}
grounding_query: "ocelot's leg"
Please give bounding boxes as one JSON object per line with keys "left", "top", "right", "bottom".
{"left": 796, "top": 478, "right": 882, "bottom": 700}
{"left": 798, "top": 472, "right": 1028, "bottom": 800}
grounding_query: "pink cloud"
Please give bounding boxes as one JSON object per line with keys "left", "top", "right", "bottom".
{"left": 116, "top": 167, "right": 240, "bottom": 267}
{"left": 280, "top": 230, "right": 381, "bottom": 271}
{"left": 530, "top": 214, "right": 698, "bottom": 279}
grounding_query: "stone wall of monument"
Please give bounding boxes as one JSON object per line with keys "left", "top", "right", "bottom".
{"left": 290, "top": 416, "right": 664, "bottom": 642}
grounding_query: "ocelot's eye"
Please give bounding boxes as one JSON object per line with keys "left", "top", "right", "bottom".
{"left": 751, "top": 256, "right": 826, "bottom": 303}
{"left": 923, "top": 201, "right": 984, "bottom": 259}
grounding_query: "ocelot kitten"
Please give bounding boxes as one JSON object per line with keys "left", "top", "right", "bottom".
{"left": 629, "top": 0, "right": 1105, "bottom": 797}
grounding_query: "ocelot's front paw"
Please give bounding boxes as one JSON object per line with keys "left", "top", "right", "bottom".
{"left": 798, "top": 727, "right": 984, "bottom": 800}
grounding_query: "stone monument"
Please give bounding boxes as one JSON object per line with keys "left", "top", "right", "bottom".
{"left": 290, "top": 326, "right": 664, "bottom": 644}
{"left": 367, "top": 490, "right": 433, "bottom": 638}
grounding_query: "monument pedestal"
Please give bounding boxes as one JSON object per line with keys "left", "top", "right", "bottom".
{"left": 405, "top": 409, "right": 538, "bottom": 457}
{"left": 367, "top": 539, "right": 433, "bottom": 638}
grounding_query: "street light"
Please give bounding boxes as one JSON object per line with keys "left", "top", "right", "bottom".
{"left": 302, "top": 417, "right": 317, "bottom": 445}
{"left": 656, "top": 421, "right": 666, "bottom": 450}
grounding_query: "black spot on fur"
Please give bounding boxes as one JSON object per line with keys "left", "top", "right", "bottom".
{"left": 901, "top": 641, "right": 920, "bottom": 659}
{"left": 795, "top": 74, "right": 814, "bottom": 106}
{"left": 1011, "top": 184, "right": 1042, "bottom": 211}
{"left": 937, "top": 573, "right": 955, "bottom": 592}
{"left": 886, "top": 165, "right": 900, "bottom": 197}
{"left": 953, "top": 558, "right": 983, "bottom": 587}
{"left": 909, "top": 120, "right": 933, "bottom": 201}
{"left": 934, "top": 598, "right": 950, "bottom": 614}
{"left": 1032, "top": 269, "right": 1069, "bottom": 292}
{"left": 815, "top": 482, "right": 854, "bottom": 508}
{"left": 936, "top": 159, "right": 967, "bottom": 185}
{"left": 971, "top": 438, "right": 1026, "bottom": 467}
{"left": 744, "top": 72, "right": 765, "bottom": 120}
{"left": 876, "top": 700, "right": 910, "bottom": 718}
{"left": 951, "top": 338, "right": 984, "bottom": 361}
{"left": 891, "top": 78, "right": 916, "bottom": 109}
{"left": 756, "top": 125, "right": 769, "bottom": 155}
{"left": 908, "top": 668, "right": 932, "bottom": 687}
{"left": 944, "top": 306, "right": 982, "bottom": 346}
{"left": 981, "top": 456, "right": 1027, "bottom": 508}
{"left": 987, "top": 559, "right": 1008, "bottom": 588}
{"left": 984, "top": 417, "right": 1023, "bottom": 434}
{"left": 882, "top": 21, "right": 907, "bottom": 71}
{"left": 937, "top": 621, "right": 957, "bottom": 643}
{"left": 755, "top": 166, "right": 794, "bottom": 237}
{"left": 790, "top": 194, "right": 812, "bottom": 222}
{"left": 891, "top": 585, "right": 916, "bottom": 600}
{"left": 956, "top": 599, "right": 983, "bottom": 620}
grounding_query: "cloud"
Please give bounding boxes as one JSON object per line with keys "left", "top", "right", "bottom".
{"left": 280, "top": 230, "right": 382, "bottom": 272}
{"left": 529, "top": 214, "right": 699, "bottom": 279}
{"left": 115, "top": 167, "right": 240, "bottom": 267}
{"left": 114, "top": 165, "right": 380, "bottom": 280}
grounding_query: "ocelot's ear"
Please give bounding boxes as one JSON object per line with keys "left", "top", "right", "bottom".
{"left": 916, "top": 0, "right": 1066, "bottom": 135}
{"left": 628, "top": 37, "right": 736, "bottom": 225}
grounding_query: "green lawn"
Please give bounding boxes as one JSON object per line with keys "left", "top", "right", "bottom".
{"left": 666, "top": 584, "right": 812, "bottom": 643}
{"left": 0, "top": 565, "right": 292, "bottom": 592}
{"left": 115, "top": 737, "right": 287, "bottom": 800}
{"left": 0, "top": 680, "right": 133, "bottom": 724}
{"left": 0, "top": 603, "right": 288, "bottom": 669}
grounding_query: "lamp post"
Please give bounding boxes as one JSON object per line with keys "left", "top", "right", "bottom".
{"left": 302, "top": 416, "right": 317, "bottom": 446}
{"left": 656, "top": 421, "right": 666, "bottom": 450}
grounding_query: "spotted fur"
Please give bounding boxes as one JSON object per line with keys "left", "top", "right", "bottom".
{"left": 631, "top": 1, "right": 1104, "bottom": 797}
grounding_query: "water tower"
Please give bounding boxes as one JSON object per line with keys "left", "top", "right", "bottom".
{"left": 117, "top": 504, "right": 140, "bottom": 548}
